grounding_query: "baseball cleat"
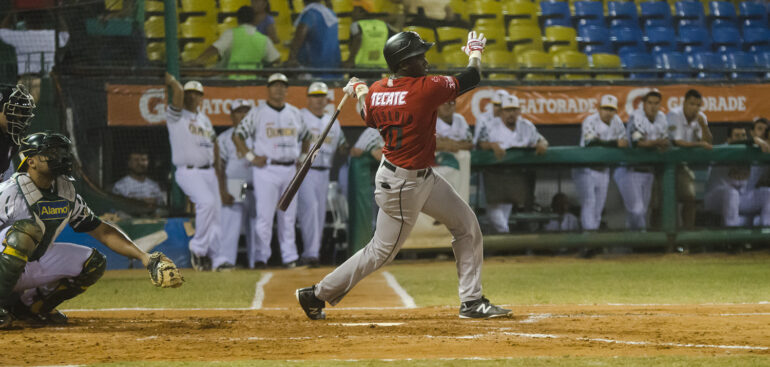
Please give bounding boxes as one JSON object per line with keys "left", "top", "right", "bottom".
{"left": 10, "top": 301, "right": 68, "bottom": 325}
{"left": 459, "top": 296, "right": 512, "bottom": 319}
{"left": 296, "top": 285, "right": 326, "bottom": 320}
{"left": 0, "top": 307, "right": 12, "bottom": 329}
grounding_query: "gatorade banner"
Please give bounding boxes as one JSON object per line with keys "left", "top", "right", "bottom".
{"left": 107, "top": 83, "right": 770, "bottom": 126}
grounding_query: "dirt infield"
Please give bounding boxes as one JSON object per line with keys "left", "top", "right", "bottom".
{"left": 3, "top": 268, "right": 770, "bottom": 365}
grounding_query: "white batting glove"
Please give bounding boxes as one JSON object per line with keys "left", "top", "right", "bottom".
{"left": 461, "top": 31, "right": 486, "bottom": 59}
{"left": 343, "top": 77, "right": 369, "bottom": 99}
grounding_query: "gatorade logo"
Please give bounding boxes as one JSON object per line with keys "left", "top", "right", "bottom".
{"left": 37, "top": 200, "right": 70, "bottom": 220}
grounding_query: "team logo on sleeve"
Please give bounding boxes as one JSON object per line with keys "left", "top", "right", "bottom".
{"left": 36, "top": 200, "right": 70, "bottom": 220}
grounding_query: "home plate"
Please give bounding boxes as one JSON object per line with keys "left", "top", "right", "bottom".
{"left": 332, "top": 322, "right": 404, "bottom": 327}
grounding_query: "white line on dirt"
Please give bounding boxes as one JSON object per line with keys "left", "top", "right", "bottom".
{"left": 519, "top": 313, "right": 552, "bottom": 323}
{"left": 251, "top": 272, "right": 273, "bottom": 310}
{"left": 330, "top": 322, "right": 404, "bottom": 327}
{"left": 382, "top": 271, "right": 417, "bottom": 308}
{"left": 501, "top": 331, "right": 768, "bottom": 351}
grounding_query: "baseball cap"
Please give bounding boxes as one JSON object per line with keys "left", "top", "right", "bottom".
{"left": 268, "top": 73, "right": 289, "bottom": 85}
{"left": 230, "top": 99, "right": 251, "bottom": 113}
{"left": 491, "top": 89, "right": 509, "bottom": 104}
{"left": 501, "top": 95, "right": 520, "bottom": 109}
{"left": 183, "top": 81, "right": 204, "bottom": 94}
{"left": 600, "top": 95, "right": 618, "bottom": 110}
{"left": 308, "top": 82, "right": 329, "bottom": 95}
{"left": 644, "top": 88, "right": 662, "bottom": 100}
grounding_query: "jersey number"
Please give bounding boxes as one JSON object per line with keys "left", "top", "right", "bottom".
{"left": 384, "top": 126, "right": 403, "bottom": 151}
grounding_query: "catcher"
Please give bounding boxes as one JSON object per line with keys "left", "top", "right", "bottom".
{"left": 0, "top": 132, "right": 183, "bottom": 329}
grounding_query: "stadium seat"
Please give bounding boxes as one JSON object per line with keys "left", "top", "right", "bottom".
{"left": 476, "top": 19, "right": 507, "bottom": 50}
{"left": 425, "top": 47, "right": 444, "bottom": 67}
{"left": 552, "top": 50, "right": 590, "bottom": 79}
{"left": 503, "top": 0, "right": 539, "bottom": 27}
{"left": 646, "top": 26, "right": 677, "bottom": 54}
{"left": 610, "top": 26, "right": 645, "bottom": 54}
{"left": 404, "top": 26, "right": 437, "bottom": 42}
{"left": 146, "top": 42, "right": 165, "bottom": 62}
{"left": 220, "top": 0, "right": 250, "bottom": 13}
{"left": 218, "top": 16, "right": 238, "bottom": 35}
{"left": 486, "top": 48, "right": 516, "bottom": 68}
{"left": 739, "top": 1, "right": 768, "bottom": 30}
{"left": 180, "top": 42, "right": 208, "bottom": 63}
{"left": 744, "top": 27, "right": 770, "bottom": 53}
{"left": 753, "top": 50, "right": 770, "bottom": 78}
{"left": 180, "top": 0, "right": 215, "bottom": 13}
{"left": 574, "top": 1, "right": 605, "bottom": 27}
{"left": 545, "top": 26, "right": 578, "bottom": 54}
{"left": 517, "top": 50, "right": 557, "bottom": 79}
{"left": 436, "top": 27, "right": 468, "bottom": 50}
{"left": 180, "top": 18, "right": 217, "bottom": 44}
{"left": 338, "top": 17, "right": 351, "bottom": 41}
{"left": 441, "top": 48, "right": 470, "bottom": 68}
{"left": 640, "top": 1, "right": 674, "bottom": 29}
{"left": 144, "top": 16, "right": 165, "bottom": 39}
{"left": 331, "top": 0, "right": 353, "bottom": 15}
{"left": 712, "top": 25, "right": 742, "bottom": 52}
{"left": 607, "top": 1, "right": 639, "bottom": 29}
{"left": 145, "top": 0, "right": 163, "bottom": 13}
{"left": 678, "top": 26, "right": 712, "bottom": 53}
{"left": 722, "top": 50, "right": 756, "bottom": 79}
{"left": 468, "top": 0, "right": 502, "bottom": 23}
{"left": 578, "top": 25, "right": 613, "bottom": 54}
{"left": 540, "top": 1, "right": 572, "bottom": 28}
{"left": 655, "top": 51, "right": 692, "bottom": 78}
{"left": 687, "top": 51, "right": 724, "bottom": 79}
{"left": 620, "top": 51, "right": 656, "bottom": 78}
{"left": 589, "top": 52, "right": 624, "bottom": 79}
{"left": 674, "top": 1, "right": 706, "bottom": 29}
{"left": 708, "top": 1, "right": 737, "bottom": 27}
{"left": 507, "top": 24, "right": 544, "bottom": 55}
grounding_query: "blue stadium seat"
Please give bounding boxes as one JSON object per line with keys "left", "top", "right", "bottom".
{"left": 655, "top": 51, "right": 692, "bottom": 78}
{"left": 640, "top": 1, "right": 673, "bottom": 29}
{"left": 739, "top": 1, "right": 769, "bottom": 30}
{"left": 540, "top": 1, "right": 572, "bottom": 27}
{"left": 688, "top": 51, "right": 725, "bottom": 79}
{"left": 678, "top": 26, "right": 712, "bottom": 53}
{"left": 607, "top": 1, "right": 639, "bottom": 29}
{"left": 753, "top": 50, "right": 770, "bottom": 77}
{"left": 674, "top": 1, "right": 706, "bottom": 29}
{"left": 712, "top": 25, "right": 742, "bottom": 52}
{"left": 620, "top": 51, "right": 656, "bottom": 78}
{"left": 574, "top": 1, "right": 605, "bottom": 27}
{"left": 722, "top": 51, "right": 756, "bottom": 79}
{"left": 579, "top": 25, "right": 614, "bottom": 54}
{"left": 611, "top": 26, "right": 646, "bottom": 54}
{"left": 646, "top": 26, "right": 677, "bottom": 54}
{"left": 744, "top": 27, "right": 770, "bottom": 53}
{"left": 709, "top": 1, "right": 738, "bottom": 27}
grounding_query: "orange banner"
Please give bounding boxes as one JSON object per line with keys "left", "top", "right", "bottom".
{"left": 107, "top": 83, "right": 770, "bottom": 126}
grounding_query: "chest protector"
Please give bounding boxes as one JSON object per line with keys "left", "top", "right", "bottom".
{"left": 14, "top": 174, "right": 76, "bottom": 261}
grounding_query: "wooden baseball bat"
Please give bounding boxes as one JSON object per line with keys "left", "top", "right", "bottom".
{"left": 277, "top": 93, "right": 350, "bottom": 211}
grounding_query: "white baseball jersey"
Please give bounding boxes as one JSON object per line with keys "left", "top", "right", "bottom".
{"left": 478, "top": 117, "right": 544, "bottom": 149}
{"left": 353, "top": 127, "right": 384, "bottom": 153}
{"left": 217, "top": 127, "right": 253, "bottom": 182}
{"left": 667, "top": 107, "right": 708, "bottom": 142}
{"left": 165, "top": 106, "right": 216, "bottom": 167}
{"left": 112, "top": 176, "right": 166, "bottom": 205}
{"left": 579, "top": 112, "right": 626, "bottom": 146}
{"left": 301, "top": 108, "right": 346, "bottom": 168}
{"left": 235, "top": 102, "right": 306, "bottom": 162}
{"left": 437, "top": 113, "right": 472, "bottom": 142}
{"left": 627, "top": 106, "right": 669, "bottom": 144}
{"left": 473, "top": 109, "right": 497, "bottom": 144}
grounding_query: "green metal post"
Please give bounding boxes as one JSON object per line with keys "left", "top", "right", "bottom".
{"left": 661, "top": 161, "right": 677, "bottom": 235}
{"left": 163, "top": 0, "right": 184, "bottom": 213}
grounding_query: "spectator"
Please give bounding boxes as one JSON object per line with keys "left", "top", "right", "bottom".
{"left": 478, "top": 95, "right": 548, "bottom": 233}
{"left": 342, "top": 7, "right": 396, "bottom": 69}
{"left": 572, "top": 95, "right": 627, "bottom": 231}
{"left": 667, "top": 89, "right": 713, "bottom": 229}
{"left": 286, "top": 0, "right": 341, "bottom": 78}
{"left": 190, "top": 6, "right": 280, "bottom": 78}
{"left": 252, "top": 0, "right": 279, "bottom": 44}
{"left": 543, "top": 193, "right": 580, "bottom": 231}
{"left": 112, "top": 149, "right": 166, "bottom": 207}
{"left": 704, "top": 126, "right": 770, "bottom": 226}
{"left": 435, "top": 99, "right": 473, "bottom": 201}
{"left": 612, "top": 89, "right": 668, "bottom": 230}
{"left": 750, "top": 117, "right": 770, "bottom": 152}
{"left": 474, "top": 89, "right": 507, "bottom": 145}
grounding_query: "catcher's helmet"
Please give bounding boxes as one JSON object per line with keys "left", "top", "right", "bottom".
{"left": 1, "top": 84, "right": 35, "bottom": 146}
{"left": 18, "top": 132, "right": 74, "bottom": 177}
{"left": 383, "top": 31, "right": 434, "bottom": 72}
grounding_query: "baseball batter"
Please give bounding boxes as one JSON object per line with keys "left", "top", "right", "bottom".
{"left": 613, "top": 89, "right": 669, "bottom": 230}
{"left": 297, "top": 30, "right": 511, "bottom": 320}
{"left": 0, "top": 84, "right": 35, "bottom": 180}
{"left": 297, "top": 82, "right": 347, "bottom": 267}
{"left": 216, "top": 99, "right": 254, "bottom": 271}
{"left": 0, "top": 132, "right": 182, "bottom": 329}
{"left": 233, "top": 73, "right": 306, "bottom": 269}
{"left": 164, "top": 73, "right": 224, "bottom": 271}
{"left": 571, "top": 95, "right": 627, "bottom": 230}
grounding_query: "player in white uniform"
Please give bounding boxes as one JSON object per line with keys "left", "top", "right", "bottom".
{"left": 350, "top": 127, "right": 384, "bottom": 160}
{"left": 571, "top": 95, "right": 627, "bottom": 230}
{"left": 473, "top": 89, "right": 507, "bottom": 145}
{"left": 297, "top": 82, "right": 347, "bottom": 267}
{"left": 612, "top": 89, "right": 669, "bottom": 230}
{"left": 435, "top": 99, "right": 473, "bottom": 201}
{"left": 215, "top": 99, "right": 254, "bottom": 271}
{"left": 233, "top": 73, "right": 306, "bottom": 268}
{"left": 478, "top": 95, "right": 548, "bottom": 233}
{"left": 164, "top": 73, "right": 225, "bottom": 271}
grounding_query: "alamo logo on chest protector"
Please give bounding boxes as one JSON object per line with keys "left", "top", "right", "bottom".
{"left": 371, "top": 91, "right": 408, "bottom": 107}
{"left": 35, "top": 200, "right": 71, "bottom": 220}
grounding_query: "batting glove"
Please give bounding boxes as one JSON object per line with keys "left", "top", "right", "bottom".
{"left": 461, "top": 31, "right": 486, "bottom": 59}
{"left": 343, "top": 77, "right": 369, "bottom": 99}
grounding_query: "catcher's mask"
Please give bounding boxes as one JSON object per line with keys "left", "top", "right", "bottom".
{"left": 2, "top": 84, "right": 36, "bottom": 146}
{"left": 18, "top": 132, "right": 74, "bottom": 178}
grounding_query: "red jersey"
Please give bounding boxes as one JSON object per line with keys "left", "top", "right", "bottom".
{"left": 364, "top": 75, "right": 459, "bottom": 169}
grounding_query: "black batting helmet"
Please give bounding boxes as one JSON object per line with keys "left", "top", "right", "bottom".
{"left": 383, "top": 31, "right": 434, "bottom": 72}
{"left": 18, "top": 131, "right": 74, "bottom": 177}
{"left": 1, "top": 84, "right": 35, "bottom": 146}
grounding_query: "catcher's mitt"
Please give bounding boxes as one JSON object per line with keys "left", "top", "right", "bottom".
{"left": 147, "top": 252, "right": 184, "bottom": 288}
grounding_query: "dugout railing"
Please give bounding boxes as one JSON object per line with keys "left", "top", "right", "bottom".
{"left": 348, "top": 145, "right": 770, "bottom": 254}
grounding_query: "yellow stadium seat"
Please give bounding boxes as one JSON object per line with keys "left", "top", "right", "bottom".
{"left": 468, "top": 0, "right": 502, "bottom": 21}
{"left": 487, "top": 73, "right": 516, "bottom": 80}
{"left": 436, "top": 26, "right": 468, "bottom": 50}
{"left": 145, "top": 0, "right": 164, "bottom": 13}
{"left": 544, "top": 26, "right": 577, "bottom": 54}
{"left": 105, "top": 0, "right": 122, "bottom": 11}
{"left": 181, "top": 0, "right": 216, "bottom": 13}
{"left": 475, "top": 21, "right": 507, "bottom": 50}
{"left": 218, "top": 17, "right": 238, "bottom": 35}
{"left": 589, "top": 53, "right": 624, "bottom": 80}
{"left": 275, "top": 19, "right": 294, "bottom": 41}
{"left": 180, "top": 18, "right": 217, "bottom": 44}
{"left": 331, "top": 0, "right": 353, "bottom": 14}
{"left": 425, "top": 47, "right": 444, "bottom": 67}
{"left": 144, "top": 16, "right": 165, "bottom": 39}
{"left": 292, "top": 0, "right": 305, "bottom": 14}
{"left": 502, "top": 0, "right": 538, "bottom": 26}
{"left": 338, "top": 17, "right": 352, "bottom": 41}
{"left": 271, "top": 0, "right": 291, "bottom": 14}
{"left": 507, "top": 25, "right": 543, "bottom": 55}
{"left": 448, "top": 0, "right": 469, "bottom": 21}
{"left": 517, "top": 50, "right": 555, "bottom": 79}
{"left": 441, "top": 49, "right": 469, "bottom": 68}
{"left": 552, "top": 50, "right": 590, "bottom": 80}
{"left": 146, "top": 42, "right": 165, "bottom": 61}
{"left": 220, "top": 0, "right": 251, "bottom": 13}
{"left": 181, "top": 42, "right": 206, "bottom": 61}
{"left": 404, "top": 26, "right": 436, "bottom": 42}
{"left": 485, "top": 48, "right": 516, "bottom": 68}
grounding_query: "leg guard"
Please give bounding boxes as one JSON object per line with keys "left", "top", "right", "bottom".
{"left": 0, "top": 220, "right": 43, "bottom": 303}
{"left": 28, "top": 249, "right": 106, "bottom": 315}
